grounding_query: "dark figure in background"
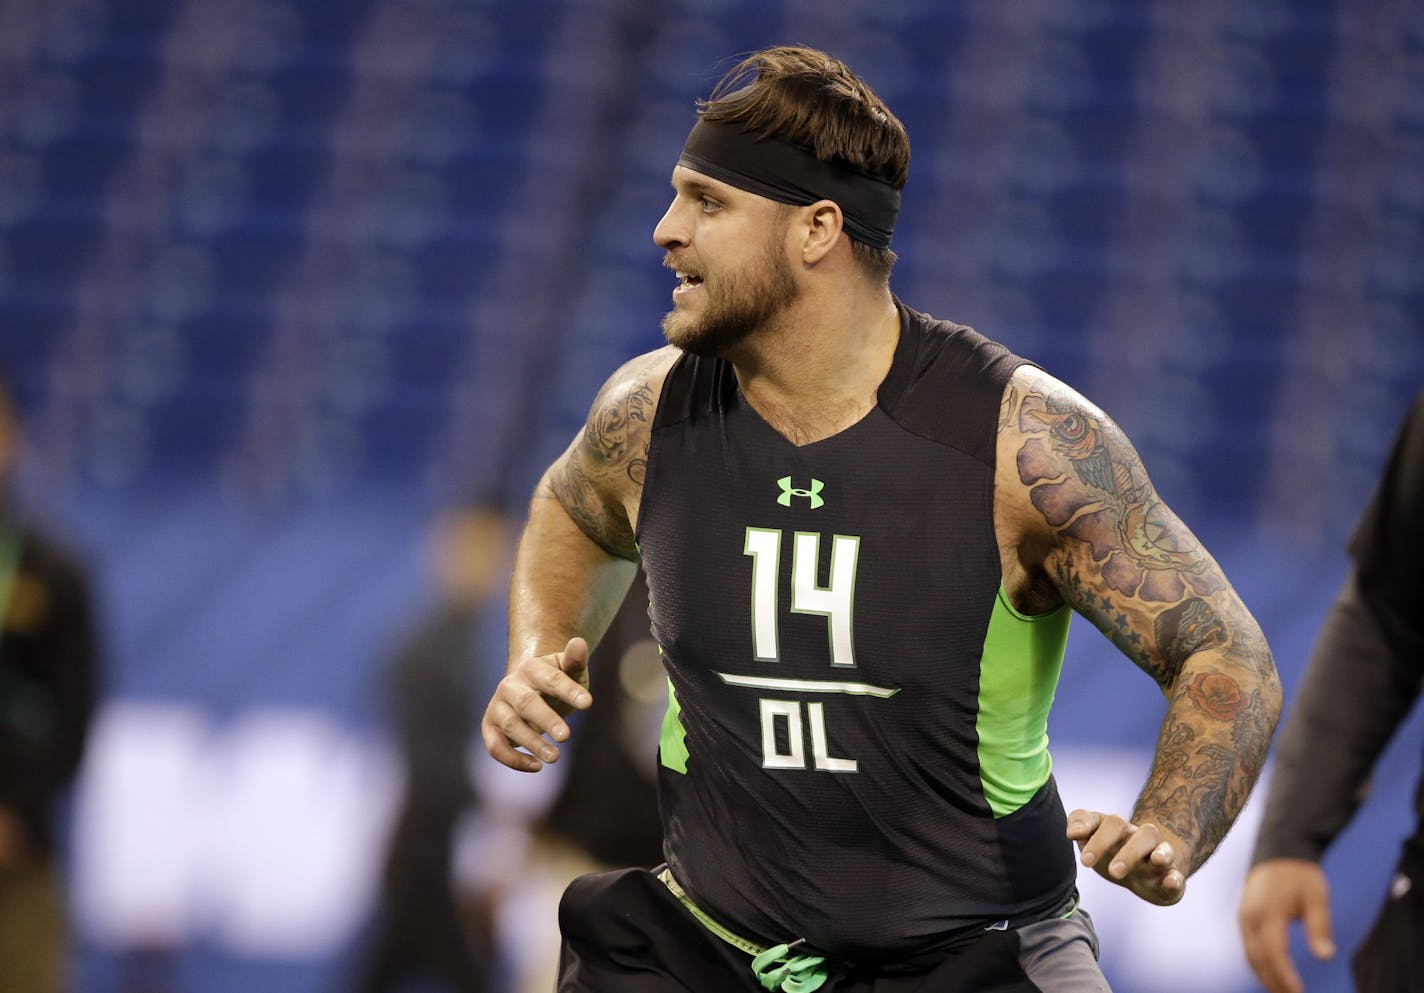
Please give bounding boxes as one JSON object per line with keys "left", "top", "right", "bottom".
{"left": 503, "top": 570, "right": 666, "bottom": 993}
{"left": 1239, "top": 390, "right": 1424, "bottom": 993}
{"left": 538, "top": 566, "right": 663, "bottom": 872}
{"left": 483, "top": 46, "right": 1280, "bottom": 993}
{"left": 0, "top": 370, "right": 101, "bottom": 993}
{"left": 356, "top": 502, "right": 510, "bottom": 993}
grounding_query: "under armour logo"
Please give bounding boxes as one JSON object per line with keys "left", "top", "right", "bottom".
{"left": 776, "top": 476, "right": 825, "bottom": 509}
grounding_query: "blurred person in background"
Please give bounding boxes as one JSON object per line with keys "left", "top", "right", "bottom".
{"left": 353, "top": 498, "right": 510, "bottom": 993}
{"left": 1239, "top": 391, "right": 1424, "bottom": 993}
{"left": 359, "top": 501, "right": 663, "bottom": 993}
{"left": 502, "top": 568, "right": 664, "bottom": 993}
{"left": 483, "top": 46, "right": 1280, "bottom": 992}
{"left": 0, "top": 367, "right": 101, "bottom": 993}
{"left": 534, "top": 566, "right": 663, "bottom": 873}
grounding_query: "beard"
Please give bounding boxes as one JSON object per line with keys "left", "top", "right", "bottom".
{"left": 661, "top": 239, "right": 798, "bottom": 357}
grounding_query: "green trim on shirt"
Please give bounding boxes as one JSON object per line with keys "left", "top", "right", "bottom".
{"left": 660, "top": 676, "right": 690, "bottom": 774}
{"left": 976, "top": 586, "right": 1070, "bottom": 817}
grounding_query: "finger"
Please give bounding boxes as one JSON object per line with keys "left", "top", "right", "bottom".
{"left": 560, "top": 637, "right": 591, "bottom": 681}
{"left": 1149, "top": 838, "right": 1175, "bottom": 867}
{"left": 480, "top": 720, "right": 545, "bottom": 773}
{"left": 539, "top": 647, "right": 593, "bottom": 718}
{"left": 1240, "top": 904, "right": 1302, "bottom": 993}
{"left": 1302, "top": 888, "right": 1336, "bottom": 961}
{"left": 502, "top": 675, "right": 576, "bottom": 742}
{"left": 1147, "top": 841, "right": 1184, "bottom": 894}
{"left": 1106, "top": 822, "right": 1161, "bottom": 880}
{"left": 1248, "top": 928, "right": 1303, "bottom": 993}
{"left": 488, "top": 695, "right": 565, "bottom": 763}
{"left": 1065, "top": 809, "right": 1103, "bottom": 842}
{"left": 1079, "top": 815, "right": 1132, "bottom": 870}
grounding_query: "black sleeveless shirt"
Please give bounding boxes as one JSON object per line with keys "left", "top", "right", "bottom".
{"left": 636, "top": 302, "right": 1077, "bottom": 964}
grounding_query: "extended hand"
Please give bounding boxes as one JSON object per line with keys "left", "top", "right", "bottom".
{"left": 1237, "top": 858, "right": 1335, "bottom": 993}
{"left": 481, "top": 637, "right": 593, "bottom": 772}
{"left": 1066, "top": 809, "right": 1189, "bottom": 906}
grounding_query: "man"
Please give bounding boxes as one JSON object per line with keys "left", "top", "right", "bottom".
{"left": 0, "top": 368, "right": 101, "bottom": 992}
{"left": 483, "top": 46, "right": 1281, "bottom": 992}
{"left": 1238, "top": 391, "right": 1424, "bottom": 993}
{"left": 355, "top": 500, "right": 508, "bottom": 993}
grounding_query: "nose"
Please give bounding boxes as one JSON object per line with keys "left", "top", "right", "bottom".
{"left": 653, "top": 197, "right": 687, "bottom": 250}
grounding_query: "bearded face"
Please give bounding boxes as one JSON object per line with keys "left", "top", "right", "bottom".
{"left": 661, "top": 228, "right": 798, "bottom": 357}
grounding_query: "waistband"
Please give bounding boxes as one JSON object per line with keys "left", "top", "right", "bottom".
{"left": 657, "top": 866, "right": 1080, "bottom": 988}
{"left": 659, "top": 866, "right": 828, "bottom": 991}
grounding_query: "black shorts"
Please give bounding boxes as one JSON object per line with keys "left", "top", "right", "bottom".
{"left": 555, "top": 867, "right": 1110, "bottom": 992}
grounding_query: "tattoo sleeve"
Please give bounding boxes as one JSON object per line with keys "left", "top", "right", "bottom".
{"left": 543, "top": 355, "right": 662, "bottom": 562}
{"left": 1011, "top": 372, "right": 1282, "bottom": 871}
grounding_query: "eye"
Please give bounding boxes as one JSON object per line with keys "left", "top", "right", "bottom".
{"left": 698, "top": 195, "right": 722, "bottom": 213}
{"left": 1055, "top": 414, "right": 1085, "bottom": 440}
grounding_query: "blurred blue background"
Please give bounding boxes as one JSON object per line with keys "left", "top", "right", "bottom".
{"left": 1, "top": 1, "right": 1421, "bottom": 991}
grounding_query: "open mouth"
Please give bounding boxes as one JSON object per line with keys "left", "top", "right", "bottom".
{"left": 675, "top": 271, "right": 704, "bottom": 288}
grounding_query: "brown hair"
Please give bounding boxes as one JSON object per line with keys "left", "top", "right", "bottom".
{"left": 698, "top": 47, "right": 909, "bottom": 281}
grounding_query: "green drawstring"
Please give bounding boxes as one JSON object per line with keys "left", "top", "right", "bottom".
{"left": 750, "top": 940, "right": 828, "bottom": 992}
{"left": 658, "top": 868, "right": 829, "bottom": 993}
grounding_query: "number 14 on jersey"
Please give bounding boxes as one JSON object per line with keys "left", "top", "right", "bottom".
{"left": 744, "top": 527, "right": 860, "bottom": 666}
{"left": 744, "top": 527, "right": 863, "bottom": 774}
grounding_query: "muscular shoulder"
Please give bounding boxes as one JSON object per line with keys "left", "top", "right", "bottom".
{"left": 995, "top": 366, "right": 1250, "bottom": 688}
{"left": 995, "top": 365, "right": 1169, "bottom": 600}
{"left": 591, "top": 346, "right": 681, "bottom": 455}
{"left": 995, "top": 365, "right": 1154, "bottom": 567}
{"left": 996, "top": 365, "right": 1128, "bottom": 498}
{"left": 544, "top": 346, "right": 681, "bottom": 560}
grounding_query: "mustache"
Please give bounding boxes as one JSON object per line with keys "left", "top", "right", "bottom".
{"left": 662, "top": 254, "right": 702, "bottom": 278}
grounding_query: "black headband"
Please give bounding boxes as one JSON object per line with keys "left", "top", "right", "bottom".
{"left": 677, "top": 118, "right": 901, "bottom": 250}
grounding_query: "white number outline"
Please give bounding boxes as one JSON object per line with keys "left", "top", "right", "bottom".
{"left": 743, "top": 528, "right": 859, "bottom": 667}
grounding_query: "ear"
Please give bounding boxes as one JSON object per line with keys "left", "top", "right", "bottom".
{"left": 799, "top": 200, "right": 844, "bottom": 265}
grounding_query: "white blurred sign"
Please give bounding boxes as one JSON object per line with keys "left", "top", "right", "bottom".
{"left": 70, "top": 702, "right": 1265, "bottom": 986}
{"left": 72, "top": 700, "right": 399, "bottom": 957}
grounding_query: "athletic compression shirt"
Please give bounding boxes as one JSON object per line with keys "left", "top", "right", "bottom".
{"left": 635, "top": 301, "right": 1078, "bottom": 964}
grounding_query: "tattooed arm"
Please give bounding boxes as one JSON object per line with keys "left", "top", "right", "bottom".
{"left": 482, "top": 346, "right": 680, "bottom": 773}
{"left": 995, "top": 366, "right": 1282, "bottom": 905}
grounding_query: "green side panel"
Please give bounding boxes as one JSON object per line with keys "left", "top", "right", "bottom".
{"left": 976, "top": 587, "right": 1070, "bottom": 817}
{"left": 660, "top": 678, "right": 689, "bottom": 774}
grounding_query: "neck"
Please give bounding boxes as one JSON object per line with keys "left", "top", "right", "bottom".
{"left": 728, "top": 284, "right": 899, "bottom": 445}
